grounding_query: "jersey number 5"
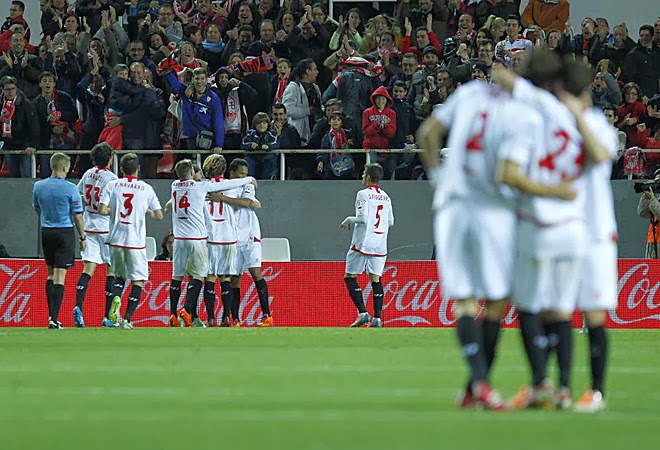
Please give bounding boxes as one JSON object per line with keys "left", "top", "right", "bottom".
{"left": 374, "top": 205, "right": 384, "bottom": 228}
{"left": 120, "top": 193, "right": 134, "bottom": 219}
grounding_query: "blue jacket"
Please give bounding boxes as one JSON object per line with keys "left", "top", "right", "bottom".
{"left": 164, "top": 72, "right": 225, "bottom": 148}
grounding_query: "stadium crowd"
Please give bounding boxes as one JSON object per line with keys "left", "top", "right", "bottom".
{"left": 0, "top": 0, "right": 658, "bottom": 180}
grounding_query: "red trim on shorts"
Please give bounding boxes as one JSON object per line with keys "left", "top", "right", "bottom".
{"left": 211, "top": 219, "right": 226, "bottom": 222}
{"left": 208, "top": 240, "right": 237, "bottom": 245}
{"left": 374, "top": 231, "right": 384, "bottom": 235}
{"left": 119, "top": 221, "right": 131, "bottom": 225}
{"left": 85, "top": 230, "right": 109, "bottom": 234}
{"left": 253, "top": 237, "right": 261, "bottom": 243}
{"left": 174, "top": 236, "right": 208, "bottom": 240}
{"left": 107, "top": 243, "right": 146, "bottom": 249}
{"left": 350, "top": 244, "right": 386, "bottom": 257}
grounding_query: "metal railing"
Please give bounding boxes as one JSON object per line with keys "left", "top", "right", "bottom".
{"left": 1, "top": 148, "right": 423, "bottom": 180}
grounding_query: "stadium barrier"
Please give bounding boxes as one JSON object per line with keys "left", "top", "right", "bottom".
{"left": 0, "top": 148, "right": 423, "bottom": 180}
{"left": 1, "top": 259, "right": 659, "bottom": 328}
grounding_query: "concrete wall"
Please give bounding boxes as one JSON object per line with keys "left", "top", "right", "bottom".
{"left": 0, "top": 179, "right": 650, "bottom": 260}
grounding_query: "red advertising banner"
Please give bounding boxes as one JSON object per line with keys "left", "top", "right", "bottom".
{"left": 1, "top": 259, "right": 659, "bottom": 328}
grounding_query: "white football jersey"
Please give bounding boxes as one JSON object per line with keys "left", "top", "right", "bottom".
{"left": 350, "top": 185, "right": 394, "bottom": 256}
{"left": 171, "top": 177, "right": 252, "bottom": 240}
{"left": 432, "top": 81, "right": 542, "bottom": 210}
{"left": 100, "top": 176, "right": 162, "bottom": 249}
{"left": 582, "top": 107, "right": 619, "bottom": 242}
{"left": 234, "top": 183, "right": 261, "bottom": 244}
{"left": 205, "top": 176, "right": 241, "bottom": 244}
{"left": 511, "top": 78, "right": 586, "bottom": 227}
{"left": 77, "top": 166, "right": 118, "bottom": 234}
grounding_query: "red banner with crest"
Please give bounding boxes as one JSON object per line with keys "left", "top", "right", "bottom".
{"left": 1, "top": 259, "right": 659, "bottom": 328}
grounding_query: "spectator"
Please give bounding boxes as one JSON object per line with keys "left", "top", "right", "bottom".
{"left": 390, "top": 80, "right": 416, "bottom": 160}
{"left": 155, "top": 3, "right": 183, "bottom": 44}
{"left": 271, "top": 102, "right": 300, "bottom": 150}
{"left": 1, "top": 1, "right": 30, "bottom": 42}
{"left": 97, "top": 63, "right": 129, "bottom": 151}
{"left": 545, "top": 28, "right": 562, "bottom": 54}
{"left": 309, "top": 98, "right": 347, "bottom": 150}
{"left": 33, "top": 71, "right": 79, "bottom": 178}
{"left": 495, "top": 15, "right": 533, "bottom": 68}
{"left": 155, "top": 232, "right": 174, "bottom": 261}
{"left": 191, "top": 0, "right": 228, "bottom": 37}
{"left": 0, "top": 31, "right": 41, "bottom": 99}
{"left": 282, "top": 58, "right": 322, "bottom": 147}
{"left": 396, "top": 0, "right": 450, "bottom": 42}
{"left": 41, "top": 0, "right": 70, "bottom": 39}
{"left": 271, "top": 57, "right": 291, "bottom": 105}
{"left": 362, "top": 85, "right": 397, "bottom": 179}
{"left": 491, "top": 0, "right": 520, "bottom": 20}
{"left": 248, "top": 19, "right": 289, "bottom": 60}
{"left": 622, "top": 25, "right": 660, "bottom": 98}
{"left": 201, "top": 24, "right": 225, "bottom": 74}
{"left": 75, "top": 54, "right": 107, "bottom": 172}
{"left": 486, "top": 15, "right": 506, "bottom": 43}
{"left": 409, "top": 46, "right": 443, "bottom": 120}
{"left": 464, "top": 0, "right": 495, "bottom": 30}
{"left": 454, "top": 38, "right": 495, "bottom": 83}
{"left": 212, "top": 67, "right": 258, "bottom": 150}
{"left": 402, "top": 15, "right": 443, "bottom": 64}
{"left": 591, "top": 64, "right": 622, "bottom": 108}
{"left": 521, "top": 0, "right": 570, "bottom": 33}
{"left": 595, "top": 17, "right": 614, "bottom": 45}
{"left": 126, "top": 39, "right": 158, "bottom": 79}
{"left": 317, "top": 112, "right": 356, "bottom": 179}
{"left": 329, "top": 9, "right": 364, "bottom": 52}
{"left": 560, "top": 17, "right": 601, "bottom": 65}
{"left": 43, "top": 45, "right": 82, "bottom": 96}
{"left": 602, "top": 104, "right": 627, "bottom": 165}
{"left": 163, "top": 66, "right": 224, "bottom": 154}
{"left": 0, "top": 20, "right": 33, "bottom": 55}
{"left": 617, "top": 82, "right": 647, "bottom": 148}
{"left": 183, "top": 23, "right": 207, "bottom": 63}
{"left": 0, "top": 75, "right": 39, "bottom": 178}
{"left": 241, "top": 112, "right": 279, "bottom": 179}
{"left": 285, "top": 5, "right": 331, "bottom": 87}
{"left": 221, "top": 24, "right": 254, "bottom": 66}
{"left": 388, "top": 52, "right": 418, "bottom": 93}
{"left": 595, "top": 24, "right": 635, "bottom": 69}
{"left": 454, "top": 13, "right": 476, "bottom": 44}
{"left": 312, "top": 3, "right": 338, "bottom": 37}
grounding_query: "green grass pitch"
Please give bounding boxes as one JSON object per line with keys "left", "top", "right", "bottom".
{"left": 0, "top": 328, "right": 658, "bottom": 449}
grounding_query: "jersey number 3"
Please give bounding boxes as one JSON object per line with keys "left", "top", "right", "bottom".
{"left": 84, "top": 184, "right": 100, "bottom": 210}
{"left": 120, "top": 193, "right": 134, "bottom": 218}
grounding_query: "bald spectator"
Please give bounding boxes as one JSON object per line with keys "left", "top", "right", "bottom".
{"left": 522, "top": 0, "right": 570, "bottom": 33}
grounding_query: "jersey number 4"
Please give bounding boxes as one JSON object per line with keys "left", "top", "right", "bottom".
{"left": 84, "top": 184, "right": 100, "bottom": 210}
{"left": 173, "top": 191, "right": 191, "bottom": 215}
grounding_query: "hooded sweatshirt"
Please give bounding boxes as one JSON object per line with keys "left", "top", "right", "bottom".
{"left": 362, "top": 85, "right": 397, "bottom": 150}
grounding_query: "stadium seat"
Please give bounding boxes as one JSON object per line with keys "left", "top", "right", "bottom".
{"left": 146, "top": 236, "right": 157, "bottom": 261}
{"left": 261, "top": 237, "right": 291, "bottom": 262}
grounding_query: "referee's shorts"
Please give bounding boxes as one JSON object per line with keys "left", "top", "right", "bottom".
{"left": 41, "top": 227, "right": 75, "bottom": 269}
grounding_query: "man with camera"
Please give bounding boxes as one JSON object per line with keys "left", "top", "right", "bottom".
{"left": 637, "top": 168, "right": 660, "bottom": 258}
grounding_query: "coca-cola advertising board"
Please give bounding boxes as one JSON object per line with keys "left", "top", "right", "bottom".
{"left": 1, "top": 259, "right": 659, "bottom": 327}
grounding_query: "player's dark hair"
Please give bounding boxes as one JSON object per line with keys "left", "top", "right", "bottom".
{"left": 39, "top": 71, "right": 56, "bottom": 82}
{"left": 174, "top": 159, "right": 194, "bottom": 179}
{"left": 506, "top": 15, "right": 523, "bottom": 29}
{"left": 365, "top": 163, "right": 384, "bottom": 183}
{"left": 520, "top": 48, "right": 562, "bottom": 91}
{"left": 120, "top": 153, "right": 139, "bottom": 176}
{"left": 12, "top": 1, "right": 25, "bottom": 12}
{"left": 91, "top": 142, "right": 113, "bottom": 167}
{"left": 559, "top": 58, "right": 592, "bottom": 96}
{"left": 229, "top": 158, "right": 249, "bottom": 173}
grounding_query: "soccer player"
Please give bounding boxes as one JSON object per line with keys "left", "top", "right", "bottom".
{"left": 167, "top": 159, "right": 256, "bottom": 328}
{"left": 201, "top": 155, "right": 261, "bottom": 327}
{"left": 559, "top": 64, "right": 619, "bottom": 413}
{"left": 98, "top": 153, "right": 163, "bottom": 329}
{"left": 339, "top": 163, "right": 394, "bottom": 329}
{"left": 417, "top": 75, "right": 574, "bottom": 410}
{"left": 220, "top": 158, "right": 271, "bottom": 327}
{"left": 493, "top": 51, "right": 612, "bottom": 409}
{"left": 33, "top": 153, "right": 86, "bottom": 329}
{"left": 74, "top": 143, "right": 118, "bottom": 328}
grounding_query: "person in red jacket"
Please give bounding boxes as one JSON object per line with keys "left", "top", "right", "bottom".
{"left": 362, "top": 85, "right": 397, "bottom": 179}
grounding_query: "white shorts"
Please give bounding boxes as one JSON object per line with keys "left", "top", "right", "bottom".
{"left": 345, "top": 249, "right": 386, "bottom": 276}
{"left": 208, "top": 243, "right": 238, "bottom": 276}
{"left": 236, "top": 240, "right": 262, "bottom": 273}
{"left": 172, "top": 239, "right": 208, "bottom": 278}
{"left": 577, "top": 241, "right": 618, "bottom": 312}
{"left": 512, "top": 252, "right": 583, "bottom": 314}
{"left": 434, "top": 201, "right": 515, "bottom": 300}
{"left": 109, "top": 246, "right": 149, "bottom": 281}
{"left": 81, "top": 233, "right": 110, "bottom": 265}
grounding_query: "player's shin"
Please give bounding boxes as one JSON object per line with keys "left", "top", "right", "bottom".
{"left": 255, "top": 278, "right": 270, "bottom": 316}
{"left": 518, "top": 311, "right": 549, "bottom": 387}
{"left": 455, "top": 299, "right": 488, "bottom": 385}
{"left": 587, "top": 319, "right": 608, "bottom": 395}
{"left": 203, "top": 281, "right": 216, "bottom": 320}
{"left": 46, "top": 279, "right": 54, "bottom": 319}
{"left": 124, "top": 284, "right": 142, "bottom": 322}
{"left": 184, "top": 279, "right": 203, "bottom": 314}
{"left": 75, "top": 273, "right": 91, "bottom": 309}
{"left": 344, "top": 277, "right": 367, "bottom": 313}
{"left": 169, "top": 279, "right": 182, "bottom": 315}
{"left": 371, "top": 281, "right": 384, "bottom": 319}
{"left": 231, "top": 287, "right": 241, "bottom": 321}
{"left": 51, "top": 283, "right": 65, "bottom": 323}
{"left": 220, "top": 281, "right": 232, "bottom": 320}
{"left": 556, "top": 320, "right": 573, "bottom": 390}
{"left": 104, "top": 276, "right": 115, "bottom": 318}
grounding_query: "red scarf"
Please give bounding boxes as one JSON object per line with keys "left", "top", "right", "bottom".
{"left": 1, "top": 96, "right": 16, "bottom": 138}
{"left": 329, "top": 127, "right": 348, "bottom": 152}
{"left": 274, "top": 78, "right": 288, "bottom": 104}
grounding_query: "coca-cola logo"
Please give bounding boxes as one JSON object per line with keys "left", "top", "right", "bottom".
{"left": 0, "top": 263, "right": 38, "bottom": 324}
{"left": 611, "top": 263, "right": 660, "bottom": 324}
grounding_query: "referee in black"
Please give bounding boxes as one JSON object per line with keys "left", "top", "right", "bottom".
{"left": 32, "top": 153, "right": 86, "bottom": 329}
